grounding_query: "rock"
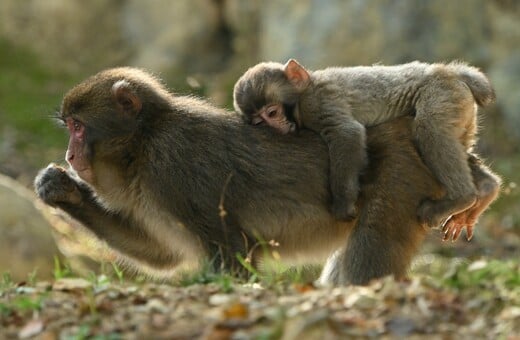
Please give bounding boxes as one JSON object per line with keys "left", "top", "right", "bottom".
{"left": 0, "top": 0, "right": 126, "bottom": 74}
{"left": 123, "top": 0, "right": 231, "bottom": 75}
{"left": 226, "top": 0, "right": 518, "bottom": 141}
{"left": 229, "top": 0, "right": 491, "bottom": 67}
{"left": 0, "top": 173, "right": 116, "bottom": 281}
{"left": 1, "top": 0, "right": 518, "bottom": 137}
{"left": 0, "top": 174, "right": 60, "bottom": 281}
{"left": 34, "top": 190, "right": 119, "bottom": 277}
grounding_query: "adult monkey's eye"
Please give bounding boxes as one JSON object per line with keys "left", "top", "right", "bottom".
{"left": 66, "top": 118, "right": 85, "bottom": 140}
{"left": 73, "top": 120, "right": 82, "bottom": 131}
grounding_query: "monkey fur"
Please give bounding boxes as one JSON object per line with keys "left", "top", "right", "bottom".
{"left": 233, "top": 60, "right": 497, "bottom": 230}
{"left": 35, "top": 67, "right": 500, "bottom": 285}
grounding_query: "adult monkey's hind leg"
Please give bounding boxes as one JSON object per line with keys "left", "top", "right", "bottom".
{"left": 325, "top": 117, "right": 442, "bottom": 285}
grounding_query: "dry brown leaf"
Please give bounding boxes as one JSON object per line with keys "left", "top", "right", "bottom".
{"left": 222, "top": 302, "right": 249, "bottom": 320}
{"left": 293, "top": 283, "right": 315, "bottom": 294}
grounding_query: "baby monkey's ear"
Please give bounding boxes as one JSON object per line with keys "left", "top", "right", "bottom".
{"left": 284, "top": 59, "right": 311, "bottom": 90}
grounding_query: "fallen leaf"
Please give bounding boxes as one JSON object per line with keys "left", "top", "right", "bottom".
{"left": 53, "top": 278, "right": 92, "bottom": 291}
{"left": 385, "top": 317, "right": 416, "bottom": 336}
{"left": 151, "top": 313, "right": 169, "bottom": 329}
{"left": 293, "top": 283, "right": 315, "bottom": 294}
{"left": 18, "top": 319, "right": 44, "bottom": 339}
{"left": 209, "top": 294, "right": 233, "bottom": 306}
{"left": 222, "top": 302, "right": 249, "bottom": 319}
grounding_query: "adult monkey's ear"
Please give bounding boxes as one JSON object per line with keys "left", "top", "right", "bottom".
{"left": 112, "top": 79, "right": 142, "bottom": 116}
{"left": 284, "top": 59, "right": 311, "bottom": 90}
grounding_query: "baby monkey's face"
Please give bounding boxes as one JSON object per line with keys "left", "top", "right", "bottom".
{"left": 233, "top": 59, "right": 310, "bottom": 135}
{"left": 250, "top": 103, "right": 296, "bottom": 134}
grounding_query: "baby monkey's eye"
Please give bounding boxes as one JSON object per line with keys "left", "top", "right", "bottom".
{"left": 265, "top": 104, "right": 281, "bottom": 118}
{"left": 251, "top": 116, "right": 264, "bottom": 125}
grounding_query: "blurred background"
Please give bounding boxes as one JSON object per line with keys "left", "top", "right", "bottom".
{"left": 0, "top": 0, "right": 518, "bottom": 281}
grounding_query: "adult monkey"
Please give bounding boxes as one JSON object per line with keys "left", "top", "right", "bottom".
{"left": 34, "top": 68, "right": 500, "bottom": 285}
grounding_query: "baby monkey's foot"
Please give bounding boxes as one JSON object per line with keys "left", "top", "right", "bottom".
{"left": 442, "top": 209, "right": 477, "bottom": 242}
{"left": 442, "top": 192, "right": 495, "bottom": 242}
{"left": 332, "top": 200, "right": 358, "bottom": 221}
{"left": 418, "top": 195, "right": 477, "bottom": 230}
{"left": 331, "top": 182, "right": 360, "bottom": 221}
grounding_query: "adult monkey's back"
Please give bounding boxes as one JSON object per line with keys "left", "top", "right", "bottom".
{"left": 34, "top": 68, "right": 499, "bottom": 285}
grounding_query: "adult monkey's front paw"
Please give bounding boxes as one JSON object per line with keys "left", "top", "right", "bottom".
{"left": 34, "top": 164, "right": 83, "bottom": 207}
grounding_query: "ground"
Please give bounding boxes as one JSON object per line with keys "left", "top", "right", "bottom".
{"left": 1, "top": 259, "right": 518, "bottom": 339}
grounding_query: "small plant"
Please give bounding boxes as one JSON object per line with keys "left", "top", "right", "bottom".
{"left": 443, "top": 259, "right": 520, "bottom": 290}
{"left": 215, "top": 274, "right": 234, "bottom": 294}
{"left": 236, "top": 254, "right": 259, "bottom": 280}
{"left": 0, "top": 302, "right": 12, "bottom": 316}
{"left": 1, "top": 272, "right": 14, "bottom": 291}
{"left": 53, "top": 256, "right": 73, "bottom": 280}
{"left": 86, "top": 272, "right": 111, "bottom": 293}
{"left": 71, "top": 324, "right": 92, "bottom": 340}
{"left": 11, "top": 295, "right": 44, "bottom": 312}
{"left": 111, "top": 263, "right": 125, "bottom": 284}
{"left": 179, "top": 263, "right": 235, "bottom": 293}
{"left": 27, "top": 269, "right": 39, "bottom": 286}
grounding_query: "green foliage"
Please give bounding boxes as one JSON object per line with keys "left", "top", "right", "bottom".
{"left": 179, "top": 265, "right": 235, "bottom": 294}
{"left": 27, "top": 269, "right": 39, "bottom": 286}
{"left": 491, "top": 156, "right": 520, "bottom": 230}
{"left": 236, "top": 253, "right": 259, "bottom": 280}
{"left": 87, "top": 332, "right": 122, "bottom": 340}
{"left": 68, "top": 323, "right": 123, "bottom": 340}
{"left": 0, "top": 38, "right": 78, "bottom": 148}
{"left": 442, "top": 259, "right": 520, "bottom": 290}
{"left": 0, "top": 293, "right": 46, "bottom": 315}
{"left": 12, "top": 295, "right": 44, "bottom": 312}
{"left": 111, "top": 263, "right": 125, "bottom": 284}
{"left": 0, "top": 302, "right": 11, "bottom": 316}
{"left": 86, "top": 273, "right": 111, "bottom": 293}
{"left": 53, "top": 256, "right": 74, "bottom": 280}
{"left": 1, "top": 272, "right": 14, "bottom": 291}
{"left": 70, "top": 324, "right": 92, "bottom": 340}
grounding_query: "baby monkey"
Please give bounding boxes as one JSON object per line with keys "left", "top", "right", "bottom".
{"left": 233, "top": 59, "right": 495, "bottom": 228}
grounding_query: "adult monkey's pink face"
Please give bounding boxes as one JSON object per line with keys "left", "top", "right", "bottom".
{"left": 64, "top": 117, "right": 94, "bottom": 183}
{"left": 60, "top": 78, "right": 142, "bottom": 185}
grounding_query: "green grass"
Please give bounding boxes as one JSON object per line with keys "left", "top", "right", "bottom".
{"left": 53, "top": 256, "right": 74, "bottom": 280}
{"left": 0, "top": 293, "right": 46, "bottom": 317}
{"left": 441, "top": 259, "right": 520, "bottom": 290}
{"left": 492, "top": 156, "right": 520, "bottom": 223}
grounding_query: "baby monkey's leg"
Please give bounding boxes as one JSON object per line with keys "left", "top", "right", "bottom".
{"left": 414, "top": 80, "right": 479, "bottom": 228}
{"left": 442, "top": 153, "right": 501, "bottom": 241}
{"left": 319, "top": 115, "right": 368, "bottom": 221}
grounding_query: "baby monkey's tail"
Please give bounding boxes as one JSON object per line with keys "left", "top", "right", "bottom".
{"left": 448, "top": 61, "right": 496, "bottom": 107}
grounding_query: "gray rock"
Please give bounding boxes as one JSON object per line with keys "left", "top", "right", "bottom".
{"left": 0, "top": 0, "right": 518, "bottom": 133}
{"left": 0, "top": 174, "right": 59, "bottom": 281}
